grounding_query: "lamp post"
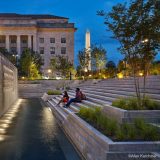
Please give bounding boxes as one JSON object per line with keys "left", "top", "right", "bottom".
{"left": 84, "top": 68, "right": 88, "bottom": 80}
{"left": 12, "top": 54, "right": 18, "bottom": 67}
{"left": 69, "top": 71, "right": 72, "bottom": 80}
{"left": 141, "top": 38, "right": 149, "bottom": 76}
{"left": 47, "top": 69, "right": 52, "bottom": 79}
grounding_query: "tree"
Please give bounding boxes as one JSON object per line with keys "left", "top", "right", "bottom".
{"left": 106, "top": 61, "right": 117, "bottom": 78}
{"left": 29, "top": 61, "right": 41, "bottom": 80}
{"left": 19, "top": 48, "right": 42, "bottom": 78}
{"left": 50, "top": 56, "right": 73, "bottom": 78}
{"left": 150, "top": 60, "right": 160, "bottom": 75}
{"left": 91, "top": 45, "right": 107, "bottom": 74}
{"left": 50, "top": 57, "right": 57, "bottom": 76}
{"left": 98, "top": 0, "right": 160, "bottom": 107}
{"left": 78, "top": 49, "right": 90, "bottom": 72}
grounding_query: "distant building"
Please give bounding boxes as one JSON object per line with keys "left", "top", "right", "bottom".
{"left": 0, "top": 13, "right": 76, "bottom": 74}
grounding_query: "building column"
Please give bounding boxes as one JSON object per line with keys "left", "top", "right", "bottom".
{"left": 33, "top": 35, "right": 37, "bottom": 52}
{"left": 6, "top": 35, "right": 10, "bottom": 52}
{"left": 17, "top": 35, "right": 21, "bottom": 56}
{"left": 28, "top": 35, "right": 32, "bottom": 49}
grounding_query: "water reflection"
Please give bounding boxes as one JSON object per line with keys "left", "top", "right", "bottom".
{"left": 0, "top": 99, "right": 22, "bottom": 142}
{"left": 0, "top": 99, "right": 80, "bottom": 160}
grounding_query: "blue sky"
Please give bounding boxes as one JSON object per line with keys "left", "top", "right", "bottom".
{"left": 0, "top": 0, "right": 159, "bottom": 65}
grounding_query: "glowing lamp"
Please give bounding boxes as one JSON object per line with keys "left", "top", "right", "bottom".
{"left": 139, "top": 72, "right": 143, "bottom": 76}
{"left": 117, "top": 73, "right": 124, "bottom": 79}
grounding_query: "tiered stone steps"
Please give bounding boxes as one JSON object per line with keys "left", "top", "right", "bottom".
{"left": 46, "top": 76, "right": 160, "bottom": 160}
{"left": 47, "top": 76, "right": 160, "bottom": 123}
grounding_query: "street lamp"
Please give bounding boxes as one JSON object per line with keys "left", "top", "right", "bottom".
{"left": 12, "top": 54, "right": 18, "bottom": 66}
{"left": 47, "top": 69, "right": 52, "bottom": 79}
{"left": 84, "top": 68, "right": 88, "bottom": 79}
{"left": 48, "top": 69, "right": 52, "bottom": 73}
{"left": 141, "top": 39, "right": 148, "bottom": 43}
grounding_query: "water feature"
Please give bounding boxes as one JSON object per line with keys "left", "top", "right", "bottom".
{"left": 0, "top": 98, "right": 81, "bottom": 160}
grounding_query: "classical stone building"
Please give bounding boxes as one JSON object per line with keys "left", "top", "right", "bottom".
{"left": 0, "top": 13, "right": 76, "bottom": 74}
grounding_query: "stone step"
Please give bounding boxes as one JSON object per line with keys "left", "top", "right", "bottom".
{"left": 81, "top": 88, "right": 160, "bottom": 101}
{"left": 73, "top": 90, "right": 115, "bottom": 102}
{"left": 81, "top": 86, "right": 160, "bottom": 94}
{"left": 50, "top": 98, "right": 75, "bottom": 114}
{"left": 68, "top": 93, "right": 103, "bottom": 107}
{"left": 55, "top": 95, "right": 103, "bottom": 114}
{"left": 47, "top": 100, "right": 68, "bottom": 119}
{"left": 82, "top": 83, "right": 160, "bottom": 90}
{"left": 56, "top": 95, "right": 100, "bottom": 111}
{"left": 81, "top": 80, "right": 160, "bottom": 85}
{"left": 150, "top": 123, "right": 160, "bottom": 129}
{"left": 55, "top": 96, "right": 79, "bottom": 113}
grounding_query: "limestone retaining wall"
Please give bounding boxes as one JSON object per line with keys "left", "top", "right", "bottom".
{"left": 48, "top": 101, "right": 160, "bottom": 160}
{"left": 0, "top": 53, "right": 18, "bottom": 117}
{"left": 103, "top": 104, "right": 160, "bottom": 123}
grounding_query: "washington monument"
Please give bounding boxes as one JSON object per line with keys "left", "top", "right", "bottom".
{"left": 85, "top": 30, "right": 91, "bottom": 71}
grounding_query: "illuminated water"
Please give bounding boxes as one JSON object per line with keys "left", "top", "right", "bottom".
{"left": 0, "top": 99, "right": 80, "bottom": 160}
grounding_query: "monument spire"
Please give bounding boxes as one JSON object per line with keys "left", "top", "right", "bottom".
{"left": 85, "top": 29, "right": 91, "bottom": 71}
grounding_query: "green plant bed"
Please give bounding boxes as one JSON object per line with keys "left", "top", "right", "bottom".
{"left": 112, "top": 97, "right": 160, "bottom": 110}
{"left": 47, "top": 90, "right": 62, "bottom": 95}
{"left": 78, "top": 107, "right": 160, "bottom": 141}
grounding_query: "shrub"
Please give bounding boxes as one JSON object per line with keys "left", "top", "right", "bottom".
{"left": 78, "top": 107, "right": 160, "bottom": 141}
{"left": 47, "top": 90, "right": 62, "bottom": 95}
{"left": 65, "top": 86, "right": 70, "bottom": 91}
{"left": 112, "top": 97, "right": 127, "bottom": 109}
{"left": 56, "top": 87, "right": 60, "bottom": 90}
{"left": 143, "top": 97, "right": 160, "bottom": 110}
{"left": 112, "top": 97, "right": 160, "bottom": 110}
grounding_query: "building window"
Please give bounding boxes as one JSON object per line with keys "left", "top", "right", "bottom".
{"left": 50, "top": 38, "right": 55, "bottom": 43}
{"left": 61, "top": 38, "right": 66, "bottom": 43}
{"left": 50, "top": 47, "right": 55, "bottom": 54}
{"left": 61, "top": 47, "right": 66, "bottom": 54}
{"left": 22, "top": 39, "right": 27, "bottom": 44}
{"left": 0, "top": 36, "right": 5, "bottom": 43}
{"left": 11, "top": 39, "right": 16, "bottom": 44}
{"left": 39, "top": 38, "right": 44, "bottom": 43}
{"left": 40, "top": 47, "right": 44, "bottom": 54}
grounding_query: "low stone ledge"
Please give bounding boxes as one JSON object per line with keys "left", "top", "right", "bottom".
{"left": 41, "top": 93, "right": 58, "bottom": 102}
{"left": 103, "top": 104, "right": 160, "bottom": 123}
{"left": 48, "top": 102, "right": 160, "bottom": 160}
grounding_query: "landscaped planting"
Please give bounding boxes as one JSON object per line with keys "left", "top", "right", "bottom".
{"left": 78, "top": 107, "right": 160, "bottom": 141}
{"left": 47, "top": 90, "right": 62, "bottom": 95}
{"left": 112, "top": 97, "right": 160, "bottom": 110}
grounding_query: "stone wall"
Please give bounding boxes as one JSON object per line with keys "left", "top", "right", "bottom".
{"left": 0, "top": 53, "right": 18, "bottom": 117}
{"left": 48, "top": 102, "right": 160, "bottom": 160}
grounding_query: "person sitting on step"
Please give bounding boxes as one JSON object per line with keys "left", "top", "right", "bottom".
{"left": 80, "top": 90, "right": 87, "bottom": 100}
{"left": 56, "top": 91, "right": 69, "bottom": 106}
{"left": 63, "top": 88, "right": 81, "bottom": 108}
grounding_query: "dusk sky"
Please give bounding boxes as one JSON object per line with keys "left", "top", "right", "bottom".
{"left": 0, "top": 0, "right": 159, "bottom": 65}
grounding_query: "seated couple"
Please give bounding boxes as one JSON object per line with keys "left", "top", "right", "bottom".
{"left": 56, "top": 88, "right": 86, "bottom": 108}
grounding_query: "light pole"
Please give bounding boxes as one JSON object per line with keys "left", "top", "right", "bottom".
{"left": 69, "top": 71, "right": 72, "bottom": 80}
{"left": 84, "top": 68, "right": 88, "bottom": 80}
{"left": 12, "top": 54, "right": 18, "bottom": 67}
{"left": 47, "top": 69, "right": 52, "bottom": 79}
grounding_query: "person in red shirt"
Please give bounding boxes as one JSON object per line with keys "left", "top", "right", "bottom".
{"left": 56, "top": 91, "right": 69, "bottom": 106}
{"left": 63, "top": 88, "right": 81, "bottom": 108}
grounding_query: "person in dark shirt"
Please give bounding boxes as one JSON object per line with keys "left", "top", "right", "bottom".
{"left": 63, "top": 88, "right": 81, "bottom": 108}
{"left": 56, "top": 91, "right": 69, "bottom": 106}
